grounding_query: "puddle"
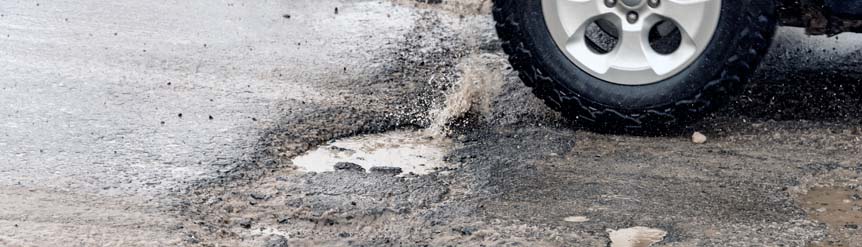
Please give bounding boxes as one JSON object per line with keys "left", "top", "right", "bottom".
{"left": 799, "top": 186, "right": 862, "bottom": 247}
{"left": 607, "top": 227, "right": 667, "bottom": 247}
{"left": 291, "top": 129, "right": 454, "bottom": 176}
{"left": 563, "top": 216, "right": 590, "bottom": 223}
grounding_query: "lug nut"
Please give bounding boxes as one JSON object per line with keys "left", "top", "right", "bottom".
{"left": 604, "top": 0, "right": 617, "bottom": 7}
{"left": 626, "top": 12, "right": 639, "bottom": 24}
{"left": 648, "top": 0, "right": 660, "bottom": 8}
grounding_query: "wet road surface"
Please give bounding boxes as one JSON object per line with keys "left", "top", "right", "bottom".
{"left": 2, "top": 0, "right": 862, "bottom": 246}
{"left": 1, "top": 0, "right": 412, "bottom": 244}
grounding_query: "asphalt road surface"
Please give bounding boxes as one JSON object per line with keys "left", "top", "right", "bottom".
{"left": 1, "top": 0, "right": 862, "bottom": 246}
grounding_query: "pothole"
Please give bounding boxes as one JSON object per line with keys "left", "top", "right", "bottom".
{"left": 799, "top": 186, "right": 862, "bottom": 246}
{"left": 290, "top": 129, "right": 455, "bottom": 176}
{"left": 607, "top": 227, "right": 667, "bottom": 247}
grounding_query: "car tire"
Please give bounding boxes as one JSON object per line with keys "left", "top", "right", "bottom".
{"left": 493, "top": 0, "right": 777, "bottom": 133}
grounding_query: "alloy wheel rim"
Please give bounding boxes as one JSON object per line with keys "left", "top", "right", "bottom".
{"left": 542, "top": 0, "right": 722, "bottom": 85}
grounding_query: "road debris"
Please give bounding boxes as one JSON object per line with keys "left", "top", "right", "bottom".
{"left": 607, "top": 227, "right": 667, "bottom": 247}
{"left": 563, "top": 216, "right": 590, "bottom": 223}
{"left": 692, "top": 131, "right": 708, "bottom": 144}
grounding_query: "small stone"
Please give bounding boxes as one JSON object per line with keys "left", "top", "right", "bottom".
{"left": 337, "top": 232, "right": 351, "bottom": 238}
{"left": 263, "top": 234, "right": 289, "bottom": 247}
{"left": 845, "top": 224, "right": 859, "bottom": 230}
{"left": 329, "top": 146, "right": 352, "bottom": 152}
{"left": 369, "top": 166, "right": 402, "bottom": 176}
{"left": 563, "top": 216, "right": 590, "bottom": 223}
{"left": 851, "top": 194, "right": 862, "bottom": 200}
{"left": 249, "top": 193, "right": 268, "bottom": 200}
{"left": 184, "top": 234, "right": 200, "bottom": 244}
{"left": 237, "top": 219, "right": 253, "bottom": 229}
{"left": 815, "top": 207, "right": 827, "bottom": 213}
{"left": 334, "top": 162, "right": 365, "bottom": 172}
{"left": 692, "top": 132, "right": 707, "bottom": 144}
{"left": 277, "top": 217, "right": 290, "bottom": 224}
{"left": 458, "top": 226, "right": 477, "bottom": 236}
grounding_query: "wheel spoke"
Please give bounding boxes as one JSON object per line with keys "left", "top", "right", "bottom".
{"left": 545, "top": 0, "right": 616, "bottom": 74}
{"left": 546, "top": 0, "right": 608, "bottom": 39}
{"left": 652, "top": 0, "right": 720, "bottom": 50}
{"left": 608, "top": 25, "right": 651, "bottom": 74}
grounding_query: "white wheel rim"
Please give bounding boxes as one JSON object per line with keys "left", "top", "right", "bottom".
{"left": 542, "top": 0, "right": 722, "bottom": 85}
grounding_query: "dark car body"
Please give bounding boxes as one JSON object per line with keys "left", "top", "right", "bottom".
{"left": 780, "top": 0, "right": 862, "bottom": 35}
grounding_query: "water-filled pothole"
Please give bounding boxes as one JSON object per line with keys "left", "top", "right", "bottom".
{"left": 291, "top": 129, "right": 455, "bottom": 176}
{"left": 799, "top": 186, "right": 862, "bottom": 246}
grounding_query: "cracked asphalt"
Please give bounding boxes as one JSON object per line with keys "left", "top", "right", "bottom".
{"left": 2, "top": 0, "right": 862, "bottom": 246}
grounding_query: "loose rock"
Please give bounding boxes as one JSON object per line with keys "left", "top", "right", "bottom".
{"left": 334, "top": 162, "right": 365, "bottom": 172}
{"left": 692, "top": 132, "right": 708, "bottom": 144}
{"left": 237, "top": 219, "right": 253, "bottom": 229}
{"left": 370, "top": 166, "right": 403, "bottom": 175}
{"left": 250, "top": 193, "right": 269, "bottom": 200}
{"left": 563, "top": 216, "right": 590, "bottom": 223}
{"left": 458, "top": 226, "right": 477, "bottom": 236}
{"left": 263, "top": 234, "right": 289, "bottom": 247}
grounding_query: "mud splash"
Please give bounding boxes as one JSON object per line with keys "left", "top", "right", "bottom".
{"left": 607, "top": 227, "right": 667, "bottom": 247}
{"left": 428, "top": 53, "right": 505, "bottom": 137}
